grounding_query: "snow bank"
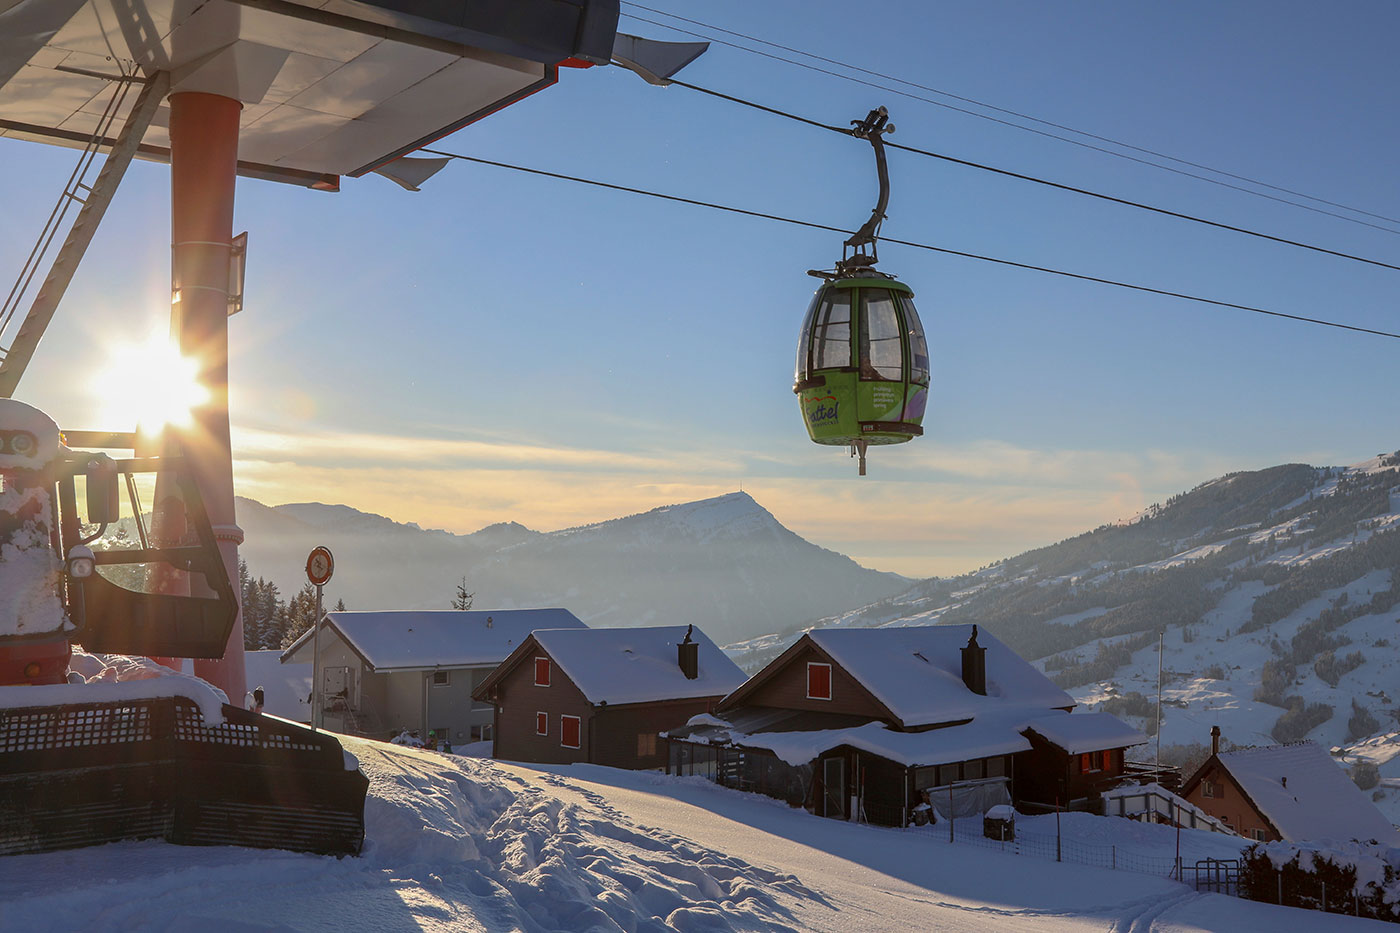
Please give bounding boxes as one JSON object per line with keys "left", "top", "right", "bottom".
{"left": 4, "top": 651, "right": 229, "bottom": 724}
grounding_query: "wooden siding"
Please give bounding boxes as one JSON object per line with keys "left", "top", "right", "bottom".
{"left": 1016, "top": 733, "right": 1128, "bottom": 806}
{"left": 1182, "top": 761, "right": 1277, "bottom": 841}
{"left": 490, "top": 643, "right": 595, "bottom": 765}
{"left": 722, "top": 644, "right": 889, "bottom": 722}
{"left": 590, "top": 699, "right": 719, "bottom": 770}
{"left": 486, "top": 640, "right": 723, "bottom": 768}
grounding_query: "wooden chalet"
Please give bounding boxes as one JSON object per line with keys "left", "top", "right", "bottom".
{"left": 1182, "top": 729, "right": 1399, "bottom": 844}
{"left": 665, "top": 625, "right": 1146, "bottom": 825}
{"left": 473, "top": 625, "right": 746, "bottom": 770}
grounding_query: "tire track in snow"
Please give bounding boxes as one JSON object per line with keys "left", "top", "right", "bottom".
{"left": 1109, "top": 890, "right": 1200, "bottom": 933}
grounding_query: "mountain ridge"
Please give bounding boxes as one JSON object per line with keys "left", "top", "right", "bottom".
{"left": 235, "top": 490, "right": 907, "bottom": 644}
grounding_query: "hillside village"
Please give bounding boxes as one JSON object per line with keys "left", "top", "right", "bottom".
{"left": 212, "top": 449, "right": 1400, "bottom": 924}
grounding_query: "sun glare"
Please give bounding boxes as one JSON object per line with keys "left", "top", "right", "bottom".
{"left": 94, "top": 331, "right": 210, "bottom": 431}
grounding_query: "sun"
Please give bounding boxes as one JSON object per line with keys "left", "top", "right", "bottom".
{"left": 93, "top": 329, "right": 210, "bottom": 431}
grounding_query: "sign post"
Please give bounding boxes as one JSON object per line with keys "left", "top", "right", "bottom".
{"left": 305, "top": 546, "right": 334, "bottom": 730}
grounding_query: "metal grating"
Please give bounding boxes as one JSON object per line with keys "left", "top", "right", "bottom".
{"left": 0, "top": 702, "right": 153, "bottom": 754}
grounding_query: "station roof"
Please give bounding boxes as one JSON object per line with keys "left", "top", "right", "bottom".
{"left": 0, "top": 0, "right": 619, "bottom": 187}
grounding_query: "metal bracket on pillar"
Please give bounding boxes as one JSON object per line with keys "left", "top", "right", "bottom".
{"left": 0, "top": 71, "right": 170, "bottom": 398}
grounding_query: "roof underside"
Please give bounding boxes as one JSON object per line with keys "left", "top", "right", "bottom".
{"left": 0, "top": 0, "right": 617, "bottom": 185}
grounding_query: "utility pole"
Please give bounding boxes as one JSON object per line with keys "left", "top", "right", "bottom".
{"left": 1155, "top": 630, "right": 1164, "bottom": 774}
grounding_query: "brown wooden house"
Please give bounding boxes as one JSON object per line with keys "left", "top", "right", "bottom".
{"left": 666, "top": 625, "right": 1146, "bottom": 825}
{"left": 1182, "top": 729, "right": 1399, "bottom": 844}
{"left": 472, "top": 624, "right": 746, "bottom": 770}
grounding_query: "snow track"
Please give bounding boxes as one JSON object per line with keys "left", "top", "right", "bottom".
{"left": 0, "top": 739, "right": 1387, "bottom": 931}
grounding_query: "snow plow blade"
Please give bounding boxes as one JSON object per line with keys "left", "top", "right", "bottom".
{"left": 0, "top": 697, "right": 367, "bottom": 857}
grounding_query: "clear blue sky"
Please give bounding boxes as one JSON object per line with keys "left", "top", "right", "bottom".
{"left": 3, "top": 0, "right": 1397, "bottom": 576}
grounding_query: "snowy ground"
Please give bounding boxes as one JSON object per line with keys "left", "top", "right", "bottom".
{"left": 0, "top": 739, "right": 1387, "bottom": 931}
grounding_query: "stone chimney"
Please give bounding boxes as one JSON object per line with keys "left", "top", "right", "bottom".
{"left": 1210, "top": 724, "right": 1220, "bottom": 757}
{"left": 961, "top": 625, "right": 987, "bottom": 696}
{"left": 678, "top": 624, "right": 698, "bottom": 680}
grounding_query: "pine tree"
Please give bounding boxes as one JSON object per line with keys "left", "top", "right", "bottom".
{"left": 333, "top": 598, "right": 346, "bottom": 612}
{"left": 281, "top": 583, "right": 320, "bottom": 648}
{"left": 451, "top": 577, "right": 474, "bottom": 611}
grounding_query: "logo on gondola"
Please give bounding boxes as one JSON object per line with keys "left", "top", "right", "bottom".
{"left": 805, "top": 394, "right": 839, "bottom": 424}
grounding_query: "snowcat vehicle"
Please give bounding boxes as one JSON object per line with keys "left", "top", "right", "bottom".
{"left": 0, "top": 398, "right": 367, "bottom": 857}
{"left": 795, "top": 107, "right": 930, "bottom": 475}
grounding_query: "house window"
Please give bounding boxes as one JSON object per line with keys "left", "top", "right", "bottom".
{"left": 536, "top": 712, "right": 548, "bottom": 736}
{"left": 1080, "top": 753, "right": 1103, "bottom": 774}
{"left": 432, "top": 671, "right": 450, "bottom": 686}
{"left": 561, "top": 715, "right": 581, "bottom": 749}
{"left": 1203, "top": 780, "right": 1219, "bottom": 798}
{"left": 806, "top": 662, "right": 832, "bottom": 700}
{"left": 1251, "top": 828, "right": 1267, "bottom": 841}
{"left": 637, "top": 733, "right": 657, "bottom": 757}
{"left": 534, "top": 657, "right": 551, "bottom": 687}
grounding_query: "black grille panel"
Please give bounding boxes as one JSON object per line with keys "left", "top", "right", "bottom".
{"left": 0, "top": 697, "right": 366, "bottom": 857}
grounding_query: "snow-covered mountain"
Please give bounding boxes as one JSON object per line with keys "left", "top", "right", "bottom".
{"left": 728, "top": 451, "right": 1400, "bottom": 810}
{"left": 235, "top": 491, "right": 907, "bottom": 643}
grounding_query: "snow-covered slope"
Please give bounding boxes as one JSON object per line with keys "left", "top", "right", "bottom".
{"left": 0, "top": 738, "right": 1377, "bottom": 932}
{"left": 727, "top": 451, "right": 1400, "bottom": 817}
{"left": 237, "top": 492, "right": 907, "bottom": 643}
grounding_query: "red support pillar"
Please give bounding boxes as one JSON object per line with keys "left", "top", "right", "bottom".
{"left": 167, "top": 91, "right": 245, "bottom": 704}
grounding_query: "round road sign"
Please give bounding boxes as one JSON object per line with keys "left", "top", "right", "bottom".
{"left": 306, "top": 546, "right": 334, "bottom": 586}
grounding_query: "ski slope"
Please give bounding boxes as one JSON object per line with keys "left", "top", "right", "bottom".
{"left": 0, "top": 738, "right": 1386, "bottom": 931}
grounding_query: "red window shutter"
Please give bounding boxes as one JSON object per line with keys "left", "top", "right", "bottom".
{"left": 561, "top": 715, "right": 580, "bottom": 749}
{"left": 1102, "top": 749, "right": 1112, "bottom": 771}
{"left": 536, "top": 712, "right": 547, "bottom": 735}
{"left": 807, "top": 663, "right": 831, "bottom": 700}
{"left": 534, "top": 657, "right": 550, "bottom": 686}
{"left": 1080, "top": 753, "right": 1091, "bottom": 774}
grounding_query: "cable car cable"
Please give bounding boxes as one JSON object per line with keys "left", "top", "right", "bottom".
{"left": 419, "top": 147, "right": 1400, "bottom": 341}
{"left": 666, "top": 79, "right": 1400, "bottom": 275}
{"left": 621, "top": 5, "right": 1400, "bottom": 233}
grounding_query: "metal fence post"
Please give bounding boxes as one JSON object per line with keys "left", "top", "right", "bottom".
{"left": 1056, "top": 802, "right": 1062, "bottom": 863}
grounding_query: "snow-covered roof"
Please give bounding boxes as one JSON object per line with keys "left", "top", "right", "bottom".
{"left": 804, "top": 625, "right": 1074, "bottom": 727}
{"left": 674, "top": 705, "right": 1143, "bottom": 770}
{"left": 1215, "top": 742, "right": 1400, "bottom": 845}
{"left": 282, "top": 609, "right": 587, "bottom": 671}
{"left": 741, "top": 713, "right": 1036, "bottom": 768}
{"left": 1023, "top": 712, "right": 1148, "bottom": 755}
{"left": 530, "top": 625, "right": 747, "bottom": 706}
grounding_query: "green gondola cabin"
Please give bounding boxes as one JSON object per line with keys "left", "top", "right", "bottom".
{"left": 794, "top": 273, "right": 929, "bottom": 450}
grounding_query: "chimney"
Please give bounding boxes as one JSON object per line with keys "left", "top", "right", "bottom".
{"left": 1210, "top": 725, "right": 1220, "bottom": 757}
{"left": 961, "top": 625, "right": 987, "bottom": 696}
{"left": 678, "top": 624, "right": 698, "bottom": 680}
{"left": 486, "top": 616, "right": 493, "bottom": 629}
